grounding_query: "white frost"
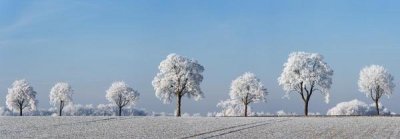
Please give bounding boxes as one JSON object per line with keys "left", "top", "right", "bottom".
{"left": 278, "top": 52, "right": 333, "bottom": 104}
{"left": 6, "top": 79, "right": 38, "bottom": 114}
{"left": 327, "top": 99, "right": 391, "bottom": 115}
{"left": 152, "top": 53, "right": 204, "bottom": 116}
{"left": 230, "top": 72, "right": 268, "bottom": 105}
{"left": 106, "top": 81, "right": 139, "bottom": 115}
{"left": 216, "top": 99, "right": 251, "bottom": 116}
{"left": 358, "top": 65, "right": 395, "bottom": 99}
{"left": 217, "top": 72, "right": 267, "bottom": 116}
{"left": 358, "top": 65, "right": 395, "bottom": 115}
{"left": 49, "top": 82, "right": 73, "bottom": 115}
{"left": 152, "top": 53, "right": 205, "bottom": 103}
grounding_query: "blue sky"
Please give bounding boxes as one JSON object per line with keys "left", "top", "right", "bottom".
{"left": 1, "top": 0, "right": 400, "bottom": 115}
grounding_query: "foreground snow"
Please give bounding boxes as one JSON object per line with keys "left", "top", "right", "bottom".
{"left": 1, "top": 117, "right": 400, "bottom": 138}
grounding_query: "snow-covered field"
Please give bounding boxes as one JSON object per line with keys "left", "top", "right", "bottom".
{"left": 1, "top": 116, "right": 400, "bottom": 138}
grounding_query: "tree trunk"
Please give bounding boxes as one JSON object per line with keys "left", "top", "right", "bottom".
{"left": 119, "top": 106, "right": 122, "bottom": 116}
{"left": 176, "top": 95, "right": 182, "bottom": 117}
{"left": 304, "top": 99, "right": 309, "bottom": 116}
{"left": 59, "top": 106, "right": 63, "bottom": 116}
{"left": 19, "top": 107, "right": 23, "bottom": 116}
{"left": 244, "top": 103, "right": 248, "bottom": 117}
{"left": 59, "top": 101, "right": 64, "bottom": 116}
{"left": 375, "top": 100, "right": 380, "bottom": 115}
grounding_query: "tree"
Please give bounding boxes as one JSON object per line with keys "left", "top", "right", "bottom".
{"left": 216, "top": 99, "right": 249, "bottom": 117}
{"left": 358, "top": 65, "right": 395, "bottom": 115}
{"left": 229, "top": 72, "right": 268, "bottom": 117}
{"left": 327, "top": 99, "right": 392, "bottom": 116}
{"left": 278, "top": 52, "right": 333, "bottom": 116}
{"left": 49, "top": 82, "right": 73, "bottom": 116}
{"left": 152, "top": 53, "right": 205, "bottom": 117}
{"left": 6, "top": 79, "right": 38, "bottom": 116}
{"left": 326, "top": 99, "right": 369, "bottom": 116}
{"left": 106, "top": 81, "right": 139, "bottom": 116}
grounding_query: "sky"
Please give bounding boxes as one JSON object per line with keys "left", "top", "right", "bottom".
{"left": 1, "top": 0, "right": 400, "bottom": 115}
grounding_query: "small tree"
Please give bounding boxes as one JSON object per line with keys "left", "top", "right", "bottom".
{"left": 358, "top": 65, "right": 395, "bottom": 115}
{"left": 49, "top": 82, "right": 73, "bottom": 116}
{"left": 278, "top": 52, "right": 333, "bottom": 116}
{"left": 106, "top": 81, "right": 139, "bottom": 116}
{"left": 6, "top": 79, "right": 38, "bottom": 116}
{"left": 230, "top": 72, "right": 268, "bottom": 117}
{"left": 152, "top": 53, "right": 205, "bottom": 117}
{"left": 217, "top": 99, "right": 248, "bottom": 117}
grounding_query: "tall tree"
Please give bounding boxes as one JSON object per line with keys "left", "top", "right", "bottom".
{"left": 49, "top": 82, "right": 73, "bottom": 116}
{"left": 152, "top": 53, "right": 204, "bottom": 117}
{"left": 278, "top": 52, "right": 333, "bottom": 116}
{"left": 106, "top": 81, "right": 139, "bottom": 116}
{"left": 358, "top": 65, "right": 395, "bottom": 115}
{"left": 229, "top": 72, "right": 268, "bottom": 117}
{"left": 6, "top": 79, "right": 38, "bottom": 116}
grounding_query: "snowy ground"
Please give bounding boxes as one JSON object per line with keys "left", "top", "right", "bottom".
{"left": 1, "top": 116, "right": 400, "bottom": 138}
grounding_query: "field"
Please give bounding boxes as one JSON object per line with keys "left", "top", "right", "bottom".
{"left": 1, "top": 116, "right": 400, "bottom": 138}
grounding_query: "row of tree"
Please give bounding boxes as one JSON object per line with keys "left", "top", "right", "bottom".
{"left": 4, "top": 52, "right": 395, "bottom": 117}
{"left": 217, "top": 52, "right": 394, "bottom": 116}
{"left": 6, "top": 80, "right": 139, "bottom": 116}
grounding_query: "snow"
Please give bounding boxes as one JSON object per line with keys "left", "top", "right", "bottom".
{"left": 0, "top": 104, "right": 148, "bottom": 116}
{"left": 106, "top": 81, "right": 140, "bottom": 116}
{"left": 278, "top": 52, "right": 333, "bottom": 103}
{"left": 216, "top": 72, "right": 267, "bottom": 117}
{"left": 230, "top": 72, "right": 268, "bottom": 103}
{"left": 2, "top": 117, "right": 400, "bottom": 138}
{"left": 358, "top": 65, "right": 395, "bottom": 115}
{"left": 216, "top": 99, "right": 251, "bottom": 116}
{"left": 6, "top": 79, "right": 38, "bottom": 113}
{"left": 358, "top": 65, "right": 395, "bottom": 97}
{"left": 49, "top": 82, "right": 73, "bottom": 106}
{"left": 49, "top": 82, "right": 73, "bottom": 116}
{"left": 327, "top": 99, "right": 392, "bottom": 116}
{"left": 152, "top": 53, "right": 205, "bottom": 103}
{"left": 152, "top": 53, "right": 205, "bottom": 116}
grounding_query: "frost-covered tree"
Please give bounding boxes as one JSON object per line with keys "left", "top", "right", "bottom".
{"left": 6, "top": 79, "right": 38, "bottom": 116}
{"left": 216, "top": 99, "right": 251, "bottom": 117}
{"left": 106, "top": 81, "right": 139, "bottom": 116}
{"left": 49, "top": 82, "right": 73, "bottom": 116}
{"left": 230, "top": 72, "right": 268, "bottom": 117}
{"left": 278, "top": 52, "right": 333, "bottom": 116}
{"left": 327, "top": 99, "right": 392, "bottom": 116}
{"left": 358, "top": 65, "right": 395, "bottom": 115}
{"left": 152, "top": 53, "right": 205, "bottom": 117}
{"left": 326, "top": 99, "right": 369, "bottom": 116}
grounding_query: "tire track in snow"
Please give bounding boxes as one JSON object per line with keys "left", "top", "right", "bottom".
{"left": 179, "top": 121, "right": 262, "bottom": 139}
{"left": 52, "top": 117, "right": 127, "bottom": 127}
{"left": 181, "top": 119, "right": 291, "bottom": 139}
{"left": 44, "top": 117, "right": 138, "bottom": 138}
{"left": 203, "top": 119, "right": 291, "bottom": 139}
